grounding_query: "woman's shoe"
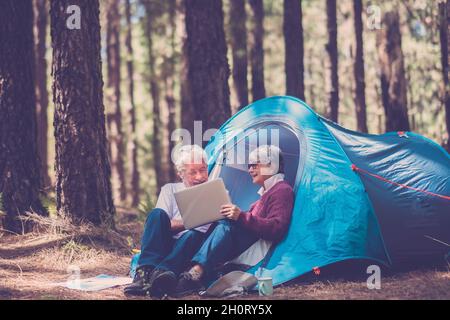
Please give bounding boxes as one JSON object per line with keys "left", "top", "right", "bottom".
{"left": 174, "top": 270, "right": 204, "bottom": 297}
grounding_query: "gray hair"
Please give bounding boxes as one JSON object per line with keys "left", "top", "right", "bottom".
{"left": 249, "top": 145, "right": 284, "bottom": 175}
{"left": 174, "top": 144, "right": 207, "bottom": 173}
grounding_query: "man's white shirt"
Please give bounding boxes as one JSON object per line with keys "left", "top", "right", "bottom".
{"left": 155, "top": 182, "right": 211, "bottom": 239}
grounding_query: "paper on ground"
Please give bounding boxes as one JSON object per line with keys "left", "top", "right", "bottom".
{"left": 53, "top": 274, "right": 133, "bottom": 292}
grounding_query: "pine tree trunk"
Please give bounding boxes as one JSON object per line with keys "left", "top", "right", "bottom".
{"left": 125, "top": 0, "right": 140, "bottom": 206}
{"left": 33, "top": 0, "right": 52, "bottom": 189}
{"left": 185, "top": 0, "right": 231, "bottom": 139}
{"left": 50, "top": 0, "right": 115, "bottom": 226}
{"left": 143, "top": 0, "right": 165, "bottom": 193}
{"left": 166, "top": 0, "right": 178, "bottom": 182}
{"left": 306, "top": 47, "right": 316, "bottom": 107}
{"left": 326, "top": 0, "right": 339, "bottom": 122}
{"left": 180, "top": 0, "right": 195, "bottom": 137}
{"left": 106, "top": 0, "right": 127, "bottom": 203}
{"left": 353, "top": 0, "right": 368, "bottom": 133}
{"left": 0, "top": 0, "right": 46, "bottom": 233}
{"left": 440, "top": 1, "right": 450, "bottom": 151}
{"left": 376, "top": 10, "right": 410, "bottom": 132}
{"left": 249, "top": 0, "right": 266, "bottom": 101}
{"left": 283, "top": 0, "right": 305, "bottom": 101}
{"left": 229, "top": 0, "right": 249, "bottom": 110}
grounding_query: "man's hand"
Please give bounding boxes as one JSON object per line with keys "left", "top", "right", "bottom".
{"left": 220, "top": 204, "right": 241, "bottom": 221}
{"left": 170, "top": 219, "right": 185, "bottom": 234}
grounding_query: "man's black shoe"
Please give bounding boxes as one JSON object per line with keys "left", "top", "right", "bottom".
{"left": 148, "top": 269, "right": 177, "bottom": 298}
{"left": 123, "top": 266, "right": 154, "bottom": 296}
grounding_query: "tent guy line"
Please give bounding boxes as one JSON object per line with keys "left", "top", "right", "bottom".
{"left": 351, "top": 164, "right": 450, "bottom": 201}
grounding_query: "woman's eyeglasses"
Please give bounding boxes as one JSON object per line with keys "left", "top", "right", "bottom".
{"left": 248, "top": 162, "right": 271, "bottom": 169}
{"left": 247, "top": 163, "right": 258, "bottom": 170}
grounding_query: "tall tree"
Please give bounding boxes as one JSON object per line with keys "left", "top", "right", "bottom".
{"left": 143, "top": 0, "right": 165, "bottom": 193}
{"left": 249, "top": 0, "right": 266, "bottom": 101}
{"left": 33, "top": 0, "right": 52, "bottom": 189}
{"left": 51, "top": 0, "right": 115, "bottom": 226}
{"left": 440, "top": 1, "right": 450, "bottom": 151}
{"left": 164, "top": 0, "right": 178, "bottom": 182}
{"left": 0, "top": 0, "right": 46, "bottom": 233}
{"left": 376, "top": 10, "right": 410, "bottom": 132}
{"left": 106, "top": 0, "right": 127, "bottom": 202}
{"left": 179, "top": 0, "right": 194, "bottom": 137}
{"left": 353, "top": 0, "right": 368, "bottom": 133}
{"left": 283, "top": 0, "right": 305, "bottom": 101}
{"left": 184, "top": 0, "right": 231, "bottom": 139}
{"left": 229, "top": 0, "right": 249, "bottom": 109}
{"left": 326, "top": 0, "right": 339, "bottom": 122}
{"left": 125, "top": 0, "right": 140, "bottom": 206}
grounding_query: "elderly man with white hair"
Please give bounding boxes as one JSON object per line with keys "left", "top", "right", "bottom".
{"left": 124, "top": 144, "right": 211, "bottom": 297}
{"left": 175, "top": 145, "right": 294, "bottom": 297}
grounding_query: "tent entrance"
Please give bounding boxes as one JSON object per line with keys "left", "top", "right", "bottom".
{"left": 210, "top": 122, "right": 302, "bottom": 211}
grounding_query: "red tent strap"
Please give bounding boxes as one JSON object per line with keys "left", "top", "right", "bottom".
{"left": 350, "top": 164, "right": 450, "bottom": 201}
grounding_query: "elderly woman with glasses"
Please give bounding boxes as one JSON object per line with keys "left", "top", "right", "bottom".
{"left": 175, "top": 145, "right": 294, "bottom": 296}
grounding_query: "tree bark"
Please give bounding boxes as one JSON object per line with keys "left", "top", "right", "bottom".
{"left": 125, "top": 0, "right": 140, "bottom": 206}
{"left": 229, "top": 0, "right": 249, "bottom": 110}
{"left": 165, "top": 0, "right": 178, "bottom": 182}
{"left": 353, "top": 0, "right": 368, "bottom": 133}
{"left": 143, "top": 0, "right": 165, "bottom": 193}
{"left": 376, "top": 10, "right": 410, "bottom": 132}
{"left": 0, "top": 0, "right": 46, "bottom": 233}
{"left": 249, "top": 0, "right": 266, "bottom": 101}
{"left": 106, "top": 0, "right": 127, "bottom": 203}
{"left": 180, "top": 0, "right": 195, "bottom": 137}
{"left": 184, "top": 0, "right": 231, "bottom": 140}
{"left": 326, "top": 0, "right": 339, "bottom": 122}
{"left": 283, "top": 0, "right": 305, "bottom": 101}
{"left": 306, "top": 47, "right": 316, "bottom": 107}
{"left": 33, "top": 0, "right": 52, "bottom": 189}
{"left": 50, "top": 0, "right": 115, "bottom": 226}
{"left": 439, "top": 1, "right": 450, "bottom": 151}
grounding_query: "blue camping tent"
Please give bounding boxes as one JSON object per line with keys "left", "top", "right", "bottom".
{"left": 205, "top": 96, "right": 450, "bottom": 286}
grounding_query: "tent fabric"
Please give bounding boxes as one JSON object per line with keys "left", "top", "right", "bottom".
{"left": 324, "top": 120, "right": 450, "bottom": 265}
{"left": 204, "top": 96, "right": 450, "bottom": 286}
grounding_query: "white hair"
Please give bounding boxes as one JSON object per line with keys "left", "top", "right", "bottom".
{"left": 174, "top": 144, "right": 207, "bottom": 173}
{"left": 249, "top": 145, "right": 283, "bottom": 175}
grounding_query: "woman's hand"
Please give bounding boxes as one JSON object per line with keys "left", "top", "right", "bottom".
{"left": 220, "top": 204, "right": 241, "bottom": 221}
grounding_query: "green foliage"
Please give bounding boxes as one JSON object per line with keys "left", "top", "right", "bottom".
{"left": 137, "top": 192, "right": 155, "bottom": 223}
{"left": 39, "top": 193, "right": 58, "bottom": 218}
{"left": 62, "top": 239, "right": 90, "bottom": 255}
{"left": 61, "top": 239, "right": 97, "bottom": 264}
{"left": 126, "top": 236, "right": 135, "bottom": 249}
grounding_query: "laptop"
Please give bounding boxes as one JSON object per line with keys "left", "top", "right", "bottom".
{"left": 174, "top": 178, "right": 231, "bottom": 230}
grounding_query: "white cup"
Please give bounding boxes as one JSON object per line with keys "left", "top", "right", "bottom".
{"left": 258, "top": 277, "right": 273, "bottom": 296}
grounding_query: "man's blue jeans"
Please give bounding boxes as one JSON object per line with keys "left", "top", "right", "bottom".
{"left": 191, "top": 219, "right": 258, "bottom": 278}
{"left": 138, "top": 208, "right": 206, "bottom": 276}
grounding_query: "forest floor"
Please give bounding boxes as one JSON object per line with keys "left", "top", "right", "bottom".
{"left": 1, "top": 208, "right": 449, "bottom": 300}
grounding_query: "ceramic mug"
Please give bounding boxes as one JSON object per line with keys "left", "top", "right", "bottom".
{"left": 258, "top": 277, "right": 273, "bottom": 296}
